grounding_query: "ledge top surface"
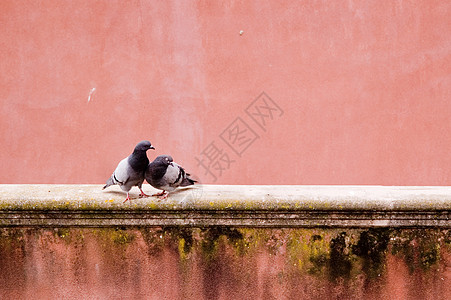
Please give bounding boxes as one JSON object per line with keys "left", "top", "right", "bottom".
{"left": 0, "top": 184, "right": 450, "bottom": 211}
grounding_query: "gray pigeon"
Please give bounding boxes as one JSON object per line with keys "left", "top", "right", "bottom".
{"left": 145, "top": 155, "right": 196, "bottom": 199}
{"left": 103, "top": 140, "right": 155, "bottom": 202}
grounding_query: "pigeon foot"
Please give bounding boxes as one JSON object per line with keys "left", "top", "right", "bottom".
{"left": 158, "top": 193, "right": 169, "bottom": 200}
{"left": 123, "top": 193, "right": 131, "bottom": 203}
{"left": 152, "top": 191, "right": 166, "bottom": 197}
{"left": 139, "top": 188, "right": 149, "bottom": 198}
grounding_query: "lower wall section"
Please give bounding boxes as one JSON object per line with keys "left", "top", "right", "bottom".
{"left": 0, "top": 227, "right": 449, "bottom": 300}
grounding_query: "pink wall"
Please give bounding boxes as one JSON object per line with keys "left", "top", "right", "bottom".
{"left": 1, "top": 1, "right": 450, "bottom": 184}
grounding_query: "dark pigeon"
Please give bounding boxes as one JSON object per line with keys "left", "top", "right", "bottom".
{"left": 145, "top": 155, "right": 196, "bottom": 199}
{"left": 103, "top": 140, "right": 155, "bottom": 202}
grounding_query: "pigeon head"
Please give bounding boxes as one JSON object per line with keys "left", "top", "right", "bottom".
{"left": 156, "top": 155, "right": 173, "bottom": 166}
{"left": 134, "top": 140, "right": 155, "bottom": 152}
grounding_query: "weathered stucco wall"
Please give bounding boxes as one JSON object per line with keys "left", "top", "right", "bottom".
{"left": 0, "top": 185, "right": 449, "bottom": 299}
{"left": 0, "top": 227, "right": 449, "bottom": 300}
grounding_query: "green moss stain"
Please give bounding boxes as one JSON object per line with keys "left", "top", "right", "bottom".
{"left": 92, "top": 228, "right": 136, "bottom": 247}
{"left": 199, "top": 227, "right": 244, "bottom": 261}
{"left": 178, "top": 238, "right": 187, "bottom": 260}
{"left": 162, "top": 227, "right": 195, "bottom": 260}
{"left": 420, "top": 243, "right": 440, "bottom": 269}
{"left": 0, "top": 228, "right": 25, "bottom": 253}
{"left": 308, "top": 234, "right": 329, "bottom": 275}
{"left": 287, "top": 230, "right": 322, "bottom": 272}
{"left": 109, "top": 228, "right": 135, "bottom": 245}
{"left": 112, "top": 230, "right": 135, "bottom": 245}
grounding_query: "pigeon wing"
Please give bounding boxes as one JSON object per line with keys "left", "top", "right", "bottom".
{"left": 165, "top": 163, "right": 184, "bottom": 187}
{"left": 172, "top": 162, "right": 196, "bottom": 187}
{"left": 113, "top": 157, "right": 131, "bottom": 185}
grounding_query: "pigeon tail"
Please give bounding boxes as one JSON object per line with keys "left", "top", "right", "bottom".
{"left": 180, "top": 177, "right": 196, "bottom": 187}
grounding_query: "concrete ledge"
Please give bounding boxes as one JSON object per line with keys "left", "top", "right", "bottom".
{"left": 0, "top": 184, "right": 450, "bottom": 227}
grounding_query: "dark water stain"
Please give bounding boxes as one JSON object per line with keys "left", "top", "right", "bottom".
{"left": 329, "top": 231, "right": 352, "bottom": 281}
{"left": 391, "top": 229, "right": 444, "bottom": 273}
{"left": 353, "top": 228, "right": 391, "bottom": 278}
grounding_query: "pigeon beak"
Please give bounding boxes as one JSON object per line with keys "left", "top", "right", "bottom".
{"left": 150, "top": 146, "right": 155, "bottom": 150}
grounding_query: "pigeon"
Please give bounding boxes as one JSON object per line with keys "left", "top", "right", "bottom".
{"left": 103, "top": 140, "right": 155, "bottom": 202}
{"left": 145, "top": 155, "right": 197, "bottom": 199}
